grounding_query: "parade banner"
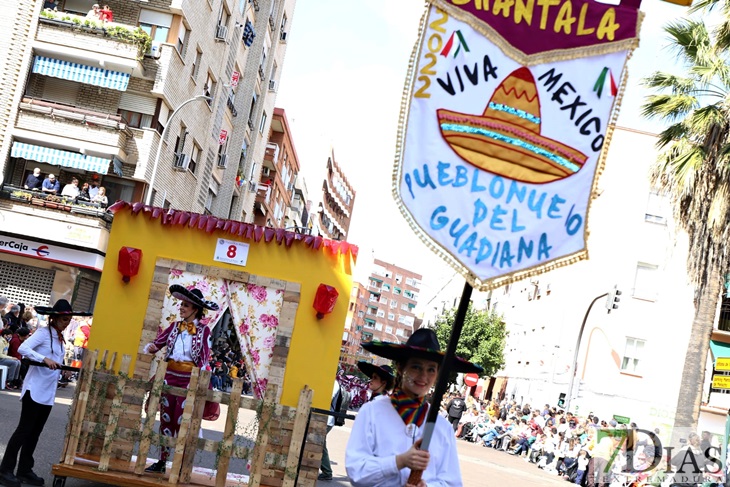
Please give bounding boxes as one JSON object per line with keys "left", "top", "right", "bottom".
{"left": 394, "top": 0, "right": 643, "bottom": 290}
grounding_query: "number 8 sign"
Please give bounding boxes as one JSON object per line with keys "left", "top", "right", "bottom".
{"left": 214, "top": 238, "right": 250, "bottom": 267}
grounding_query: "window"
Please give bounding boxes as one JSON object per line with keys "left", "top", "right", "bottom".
{"left": 118, "top": 110, "right": 151, "bottom": 129}
{"left": 205, "top": 189, "right": 215, "bottom": 213}
{"left": 398, "top": 315, "right": 407, "bottom": 324}
{"left": 357, "top": 310, "right": 364, "bottom": 318}
{"left": 395, "top": 274, "right": 403, "bottom": 284}
{"left": 204, "top": 73, "right": 216, "bottom": 106}
{"left": 382, "top": 284, "right": 390, "bottom": 292}
{"left": 192, "top": 49, "right": 202, "bottom": 79}
{"left": 394, "top": 288, "right": 402, "bottom": 295}
{"left": 396, "top": 328, "right": 405, "bottom": 337}
{"left": 645, "top": 191, "right": 669, "bottom": 224}
{"left": 621, "top": 337, "right": 645, "bottom": 374}
{"left": 177, "top": 24, "right": 190, "bottom": 57}
{"left": 247, "top": 93, "right": 257, "bottom": 127}
{"left": 139, "top": 23, "right": 170, "bottom": 43}
{"left": 633, "top": 263, "right": 659, "bottom": 301}
{"left": 376, "top": 309, "right": 385, "bottom": 318}
{"left": 190, "top": 143, "right": 201, "bottom": 174}
{"left": 390, "top": 299, "right": 397, "bottom": 308}
{"left": 401, "top": 303, "right": 409, "bottom": 311}
{"left": 388, "top": 312, "right": 395, "bottom": 321}
{"left": 385, "top": 326, "right": 393, "bottom": 334}
{"left": 379, "top": 296, "right": 387, "bottom": 304}
{"left": 280, "top": 12, "right": 287, "bottom": 31}
{"left": 259, "top": 111, "right": 267, "bottom": 133}
{"left": 217, "top": 139, "right": 228, "bottom": 167}
{"left": 174, "top": 125, "right": 187, "bottom": 155}
{"left": 375, "top": 322, "right": 383, "bottom": 331}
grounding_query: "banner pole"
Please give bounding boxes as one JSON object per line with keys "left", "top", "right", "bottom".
{"left": 407, "top": 280, "right": 473, "bottom": 485}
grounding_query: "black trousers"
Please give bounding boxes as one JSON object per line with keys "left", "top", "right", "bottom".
{"left": 0, "top": 391, "right": 52, "bottom": 474}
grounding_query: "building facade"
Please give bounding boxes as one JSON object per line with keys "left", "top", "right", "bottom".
{"left": 0, "top": 0, "right": 295, "bottom": 307}
{"left": 317, "top": 150, "right": 355, "bottom": 241}
{"left": 342, "top": 259, "right": 422, "bottom": 367}
{"left": 252, "top": 107, "right": 300, "bottom": 228}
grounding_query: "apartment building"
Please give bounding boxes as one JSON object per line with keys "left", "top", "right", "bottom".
{"left": 252, "top": 107, "right": 300, "bottom": 228}
{"left": 317, "top": 150, "right": 355, "bottom": 241}
{"left": 0, "top": 0, "right": 294, "bottom": 307}
{"left": 342, "top": 259, "right": 422, "bottom": 367}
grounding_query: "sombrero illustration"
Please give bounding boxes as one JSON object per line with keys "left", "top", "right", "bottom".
{"left": 437, "top": 66, "right": 587, "bottom": 184}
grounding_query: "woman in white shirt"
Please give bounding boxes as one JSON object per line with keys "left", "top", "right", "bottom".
{"left": 346, "top": 328, "right": 481, "bottom": 487}
{"left": 0, "top": 299, "right": 91, "bottom": 487}
{"left": 142, "top": 285, "right": 218, "bottom": 474}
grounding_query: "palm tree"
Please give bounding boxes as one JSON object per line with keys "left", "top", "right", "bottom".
{"left": 641, "top": 16, "right": 730, "bottom": 438}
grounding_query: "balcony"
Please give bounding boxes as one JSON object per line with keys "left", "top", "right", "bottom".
{"left": 265, "top": 143, "right": 280, "bottom": 164}
{"left": 17, "top": 98, "right": 130, "bottom": 158}
{"left": 36, "top": 13, "right": 148, "bottom": 77}
{"left": 0, "top": 186, "right": 112, "bottom": 222}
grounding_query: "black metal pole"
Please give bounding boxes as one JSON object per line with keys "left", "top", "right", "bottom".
{"left": 422, "top": 280, "right": 473, "bottom": 449}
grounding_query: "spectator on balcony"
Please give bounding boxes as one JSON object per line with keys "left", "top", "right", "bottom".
{"left": 76, "top": 183, "right": 91, "bottom": 202}
{"left": 23, "top": 169, "right": 42, "bottom": 191}
{"left": 88, "top": 180, "right": 99, "bottom": 199}
{"left": 41, "top": 174, "right": 60, "bottom": 194}
{"left": 43, "top": 0, "right": 59, "bottom": 10}
{"left": 98, "top": 5, "right": 113, "bottom": 22}
{"left": 61, "top": 178, "right": 80, "bottom": 199}
{"left": 92, "top": 187, "right": 108, "bottom": 208}
{"left": 86, "top": 4, "right": 100, "bottom": 19}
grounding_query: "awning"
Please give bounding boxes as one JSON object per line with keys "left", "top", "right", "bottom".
{"left": 11, "top": 142, "right": 110, "bottom": 174}
{"left": 371, "top": 277, "right": 383, "bottom": 283}
{"left": 364, "top": 318, "right": 376, "bottom": 325}
{"left": 32, "top": 56, "right": 130, "bottom": 91}
{"left": 710, "top": 340, "right": 730, "bottom": 359}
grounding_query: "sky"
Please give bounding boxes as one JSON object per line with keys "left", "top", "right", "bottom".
{"left": 275, "top": 0, "right": 694, "bottom": 307}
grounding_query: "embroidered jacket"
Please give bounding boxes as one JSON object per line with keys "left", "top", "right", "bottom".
{"left": 151, "top": 321, "right": 212, "bottom": 369}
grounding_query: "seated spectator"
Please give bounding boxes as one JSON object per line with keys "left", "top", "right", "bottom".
{"left": 43, "top": 0, "right": 59, "bottom": 10}
{"left": 24, "top": 168, "right": 42, "bottom": 190}
{"left": 5, "top": 305, "right": 21, "bottom": 332}
{"left": 99, "top": 4, "right": 113, "bottom": 22}
{"left": 86, "top": 4, "right": 100, "bottom": 19}
{"left": 92, "top": 186, "right": 108, "bottom": 207}
{"left": 0, "top": 329, "right": 21, "bottom": 390}
{"left": 42, "top": 174, "right": 60, "bottom": 194}
{"left": 61, "top": 177, "right": 80, "bottom": 199}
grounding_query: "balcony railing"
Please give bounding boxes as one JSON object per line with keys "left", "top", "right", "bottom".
{"left": 1, "top": 185, "right": 112, "bottom": 222}
{"left": 21, "top": 97, "right": 128, "bottom": 129}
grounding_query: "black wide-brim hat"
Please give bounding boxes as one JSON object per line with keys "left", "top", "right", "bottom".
{"left": 362, "top": 328, "right": 482, "bottom": 374}
{"left": 357, "top": 361, "right": 395, "bottom": 382}
{"left": 34, "top": 299, "right": 92, "bottom": 316}
{"left": 169, "top": 285, "right": 219, "bottom": 311}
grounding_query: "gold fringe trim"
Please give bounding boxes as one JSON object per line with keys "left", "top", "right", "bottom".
{"left": 434, "top": 0, "right": 642, "bottom": 66}
{"left": 391, "top": 3, "right": 642, "bottom": 292}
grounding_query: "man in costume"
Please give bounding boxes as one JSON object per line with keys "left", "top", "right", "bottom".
{"left": 346, "top": 328, "right": 481, "bottom": 486}
{"left": 142, "top": 285, "right": 219, "bottom": 474}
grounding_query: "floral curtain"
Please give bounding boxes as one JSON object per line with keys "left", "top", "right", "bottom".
{"left": 227, "top": 282, "right": 283, "bottom": 398}
{"left": 161, "top": 270, "right": 228, "bottom": 331}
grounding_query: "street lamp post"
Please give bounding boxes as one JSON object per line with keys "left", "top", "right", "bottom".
{"left": 144, "top": 95, "right": 211, "bottom": 206}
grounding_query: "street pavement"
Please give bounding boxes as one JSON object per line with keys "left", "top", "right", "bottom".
{"left": 0, "top": 386, "right": 566, "bottom": 486}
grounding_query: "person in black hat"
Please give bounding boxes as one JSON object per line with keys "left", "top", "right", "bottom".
{"left": 346, "top": 328, "right": 481, "bottom": 486}
{"left": 0, "top": 299, "right": 91, "bottom": 487}
{"left": 142, "top": 285, "right": 219, "bottom": 474}
{"left": 356, "top": 361, "right": 395, "bottom": 401}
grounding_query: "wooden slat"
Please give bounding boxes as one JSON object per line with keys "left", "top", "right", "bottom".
{"left": 81, "top": 365, "right": 118, "bottom": 454}
{"left": 282, "top": 386, "right": 313, "bottom": 487}
{"left": 168, "top": 368, "right": 200, "bottom": 484}
{"left": 179, "top": 370, "right": 210, "bottom": 483}
{"left": 99, "top": 349, "right": 109, "bottom": 370}
{"left": 63, "top": 349, "right": 99, "bottom": 465}
{"left": 215, "top": 378, "right": 244, "bottom": 487}
{"left": 134, "top": 359, "right": 168, "bottom": 474}
{"left": 98, "top": 354, "right": 132, "bottom": 471}
{"left": 109, "top": 351, "right": 118, "bottom": 371}
{"left": 60, "top": 349, "right": 98, "bottom": 463}
{"left": 248, "top": 387, "right": 278, "bottom": 487}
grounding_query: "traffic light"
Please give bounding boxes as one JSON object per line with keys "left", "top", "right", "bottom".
{"left": 605, "top": 285, "right": 622, "bottom": 313}
{"left": 557, "top": 392, "right": 566, "bottom": 408}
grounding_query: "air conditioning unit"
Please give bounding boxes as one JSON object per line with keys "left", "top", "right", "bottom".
{"left": 268, "top": 79, "right": 277, "bottom": 91}
{"left": 280, "top": 31, "right": 287, "bottom": 42}
{"left": 149, "top": 41, "right": 162, "bottom": 59}
{"left": 262, "top": 167, "right": 271, "bottom": 177}
{"left": 173, "top": 153, "right": 189, "bottom": 171}
{"left": 215, "top": 25, "right": 228, "bottom": 41}
{"left": 217, "top": 154, "right": 228, "bottom": 168}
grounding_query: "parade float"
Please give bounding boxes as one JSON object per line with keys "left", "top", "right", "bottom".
{"left": 51, "top": 201, "right": 357, "bottom": 487}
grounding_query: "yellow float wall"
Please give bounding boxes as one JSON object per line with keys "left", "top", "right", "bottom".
{"left": 88, "top": 210, "right": 354, "bottom": 409}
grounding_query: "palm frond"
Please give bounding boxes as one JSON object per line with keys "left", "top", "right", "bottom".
{"left": 664, "top": 20, "right": 711, "bottom": 66}
{"left": 688, "top": 0, "right": 722, "bottom": 13}
{"left": 643, "top": 72, "right": 699, "bottom": 94}
{"left": 642, "top": 94, "right": 698, "bottom": 122}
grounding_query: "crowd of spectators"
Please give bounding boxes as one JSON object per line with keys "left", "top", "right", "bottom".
{"left": 23, "top": 167, "right": 108, "bottom": 207}
{"left": 439, "top": 393, "right": 724, "bottom": 486}
{"left": 208, "top": 341, "right": 253, "bottom": 395}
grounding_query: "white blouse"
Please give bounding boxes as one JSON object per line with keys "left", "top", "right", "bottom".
{"left": 346, "top": 395, "right": 463, "bottom": 487}
{"left": 18, "top": 325, "right": 64, "bottom": 406}
{"left": 168, "top": 329, "right": 195, "bottom": 362}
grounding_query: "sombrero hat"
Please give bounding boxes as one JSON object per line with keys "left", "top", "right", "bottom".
{"left": 357, "top": 361, "right": 395, "bottom": 383}
{"left": 437, "top": 66, "right": 588, "bottom": 184}
{"left": 169, "top": 285, "right": 219, "bottom": 311}
{"left": 362, "top": 328, "right": 482, "bottom": 374}
{"left": 35, "top": 299, "right": 92, "bottom": 316}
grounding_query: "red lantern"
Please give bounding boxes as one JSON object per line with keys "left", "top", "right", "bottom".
{"left": 118, "top": 247, "right": 142, "bottom": 283}
{"left": 313, "top": 284, "right": 339, "bottom": 319}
